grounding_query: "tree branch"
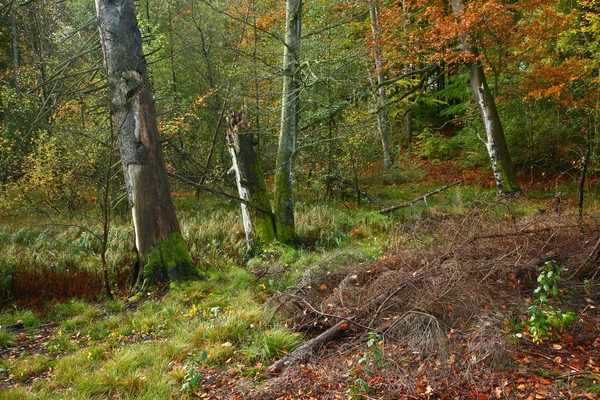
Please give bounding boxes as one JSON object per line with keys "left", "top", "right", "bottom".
{"left": 167, "top": 171, "right": 275, "bottom": 217}
{"left": 378, "top": 181, "right": 462, "bottom": 214}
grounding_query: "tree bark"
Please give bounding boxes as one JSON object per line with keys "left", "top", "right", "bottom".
{"left": 226, "top": 105, "right": 276, "bottom": 251}
{"left": 369, "top": 0, "right": 392, "bottom": 169}
{"left": 274, "top": 0, "right": 302, "bottom": 244}
{"left": 95, "top": 0, "right": 197, "bottom": 288}
{"left": 450, "top": 0, "right": 520, "bottom": 194}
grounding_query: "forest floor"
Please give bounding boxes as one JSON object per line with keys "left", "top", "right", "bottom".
{"left": 1, "top": 160, "right": 600, "bottom": 399}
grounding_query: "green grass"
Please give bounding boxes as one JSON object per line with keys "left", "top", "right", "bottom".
{"left": 0, "top": 328, "right": 16, "bottom": 348}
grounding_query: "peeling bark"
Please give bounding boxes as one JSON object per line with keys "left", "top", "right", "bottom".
{"left": 274, "top": 0, "right": 302, "bottom": 244}
{"left": 95, "top": 0, "right": 197, "bottom": 288}
{"left": 226, "top": 105, "right": 276, "bottom": 251}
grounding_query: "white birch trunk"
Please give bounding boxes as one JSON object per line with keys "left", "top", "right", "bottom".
{"left": 450, "top": 0, "right": 520, "bottom": 194}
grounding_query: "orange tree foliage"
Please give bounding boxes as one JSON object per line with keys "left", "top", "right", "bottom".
{"left": 374, "top": 0, "right": 597, "bottom": 110}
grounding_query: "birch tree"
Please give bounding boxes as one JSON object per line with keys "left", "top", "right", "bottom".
{"left": 450, "top": 0, "right": 520, "bottom": 194}
{"left": 274, "top": 0, "right": 302, "bottom": 244}
{"left": 95, "top": 0, "right": 198, "bottom": 288}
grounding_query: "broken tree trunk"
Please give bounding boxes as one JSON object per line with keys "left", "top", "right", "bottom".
{"left": 378, "top": 181, "right": 462, "bottom": 214}
{"left": 267, "top": 320, "right": 350, "bottom": 375}
{"left": 226, "top": 105, "right": 276, "bottom": 251}
{"left": 95, "top": 0, "right": 198, "bottom": 288}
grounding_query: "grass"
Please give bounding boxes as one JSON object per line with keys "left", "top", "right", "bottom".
{"left": 0, "top": 177, "right": 594, "bottom": 398}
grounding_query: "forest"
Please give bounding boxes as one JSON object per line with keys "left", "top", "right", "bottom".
{"left": 0, "top": 0, "right": 599, "bottom": 398}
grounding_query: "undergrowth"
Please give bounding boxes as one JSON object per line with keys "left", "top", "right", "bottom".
{"left": 0, "top": 182, "right": 596, "bottom": 398}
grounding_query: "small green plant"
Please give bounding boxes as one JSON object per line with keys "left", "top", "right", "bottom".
{"left": 526, "top": 261, "right": 577, "bottom": 343}
{"left": 180, "top": 366, "right": 203, "bottom": 394}
{"left": 346, "top": 332, "right": 383, "bottom": 399}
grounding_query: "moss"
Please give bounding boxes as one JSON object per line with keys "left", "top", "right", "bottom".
{"left": 274, "top": 169, "right": 296, "bottom": 245}
{"left": 142, "top": 232, "right": 200, "bottom": 285}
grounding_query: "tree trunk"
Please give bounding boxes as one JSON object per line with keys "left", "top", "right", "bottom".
{"left": 369, "top": 0, "right": 392, "bottom": 169}
{"left": 404, "top": 108, "right": 413, "bottom": 154}
{"left": 274, "top": 0, "right": 302, "bottom": 244}
{"left": 226, "top": 105, "right": 276, "bottom": 252}
{"left": 95, "top": 0, "right": 197, "bottom": 288}
{"left": 450, "top": 0, "right": 520, "bottom": 194}
{"left": 11, "top": 5, "right": 20, "bottom": 96}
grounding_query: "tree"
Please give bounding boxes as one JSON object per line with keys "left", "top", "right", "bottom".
{"left": 369, "top": 0, "right": 392, "bottom": 169}
{"left": 449, "top": 0, "right": 520, "bottom": 194}
{"left": 95, "top": 0, "right": 198, "bottom": 288}
{"left": 376, "top": 0, "right": 521, "bottom": 193}
{"left": 274, "top": 0, "right": 302, "bottom": 244}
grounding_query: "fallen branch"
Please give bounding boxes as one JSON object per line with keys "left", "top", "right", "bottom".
{"left": 267, "top": 319, "right": 351, "bottom": 375}
{"left": 464, "top": 225, "right": 582, "bottom": 246}
{"left": 339, "top": 178, "right": 384, "bottom": 205}
{"left": 378, "top": 180, "right": 462, "bottom": 214}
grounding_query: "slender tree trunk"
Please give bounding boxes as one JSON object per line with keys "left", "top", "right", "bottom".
{"left": 168, "top": 4, "right": 177, "bottom": 94}
{"left": 451, "top": 0, "right": 520, "bottom": 194}
{"left": 226, "top": 106, "right": 276, "bottom": 252}
{"left": 95, "top": 0, "right": 197, "bottom": 289}
{"left": 274, "top": 0, "right": 302, "bottom": 244}
{"left": 404, "top": 108, "right": 413, "bottom": 154}
{"left": 11, "top": 5, "right": 20, "bottom": 96}
{"left": 31, "top": 5, "right": 52, "bottom": 132}
{"left": 369, "top": 0, "right": 392, "bottom": 169}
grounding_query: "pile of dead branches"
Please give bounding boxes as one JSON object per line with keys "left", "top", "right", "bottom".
{"left": 268, "top": 213, "right": 600, "bottom": 374}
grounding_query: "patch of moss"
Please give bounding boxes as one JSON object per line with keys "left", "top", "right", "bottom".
{"left": 142, "top": 232, "right": 200, "bottom": 285}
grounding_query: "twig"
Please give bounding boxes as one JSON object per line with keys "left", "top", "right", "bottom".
{"left": 378, "top": 181, "right": 462, "bottom": 214}
{"left": 167, "top": 171, "right": 274, "bottom": 216}
{"left": 523, "top": 349, "right": 582, "bottom": 373}
{"left": 285, "top": 293, "right": 373, "bottom": 332}
{"left": 369, "top": 276, "right": 424, "bottom": 327}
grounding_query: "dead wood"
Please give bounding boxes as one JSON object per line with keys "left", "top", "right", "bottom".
{"left": 267, "top": 320, "right": 351, "bottom": 376}
{"left": 377, "top": 180, "right": 462, "bottom": 214}
{"left": 0, "top": 321, "right": 24, "bottom": 332}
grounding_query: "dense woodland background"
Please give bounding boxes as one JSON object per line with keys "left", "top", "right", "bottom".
{"left": 0, "top": 0, "right": 600, "bottom": 398}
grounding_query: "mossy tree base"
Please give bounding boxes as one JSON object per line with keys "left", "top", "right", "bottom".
{"left": 138, "top": 232, "right": 200, "bottom": 289}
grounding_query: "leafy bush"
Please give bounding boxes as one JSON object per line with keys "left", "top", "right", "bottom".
{"left": 526, "top": 261, "right": 578, "bottom": 343}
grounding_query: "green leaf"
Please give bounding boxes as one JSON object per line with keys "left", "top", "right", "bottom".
{"left": 373, "top": 347, "right": 382, "bottom": 362}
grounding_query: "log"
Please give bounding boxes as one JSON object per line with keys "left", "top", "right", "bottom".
{"left": 267, "top": 320, "right": 351, "bottom": 375}
{"left": 0, "top": 321, "right": 24, "bottom": 332}
{"left": 377, "top": 180, "right": 462, "bottom": 214}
